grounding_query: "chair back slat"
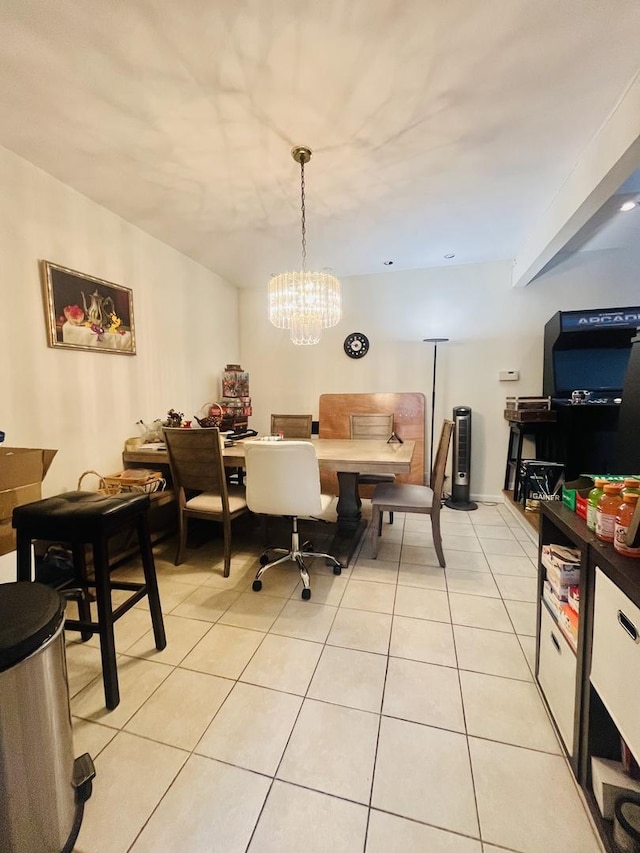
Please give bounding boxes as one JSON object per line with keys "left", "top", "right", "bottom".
{"left": 349, "top": 413, "right": 394, "bottom": 441}
{"left": 163, "top": 428, "right": 228, "bottom": 500}
{"left": 430, "top": 420, "right": 454, "bottom": 504}
{"left": 270, "top": 414, "right": 313, "bottom": 439}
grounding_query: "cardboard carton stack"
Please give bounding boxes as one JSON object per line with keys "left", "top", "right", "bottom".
{"left": 0, "top": 448, "right": 57, "bottom": 556}
{"left": 541, "top": 543, "right": 580, "bottom": 650}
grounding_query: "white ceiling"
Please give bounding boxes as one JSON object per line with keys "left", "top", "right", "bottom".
{"left": 1, "top": 0, "right": 640, "bottom": 287}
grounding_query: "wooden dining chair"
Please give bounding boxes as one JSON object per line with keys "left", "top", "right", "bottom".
{"left": 370, "top": 419, "right": 454, "bottom": 567}
{"left": 350, "top": 413, "right": 396, "bottom": 528}
{"left": 163, "top": 427, "right": 248, "bottom": 577}
{"left": 270, "top": 414, "right": 313, "bottom": 439}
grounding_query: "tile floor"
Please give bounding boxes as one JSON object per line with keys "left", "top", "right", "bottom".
{"left": 68, "top": 502, "right": 604, "bottom": 853}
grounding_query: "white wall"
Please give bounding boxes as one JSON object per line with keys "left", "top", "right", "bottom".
{"left": 0, "top": 145, "right": 240, "bottom": 496}
{"left": 239, "top": 247, "right": 640, "bottom": 499}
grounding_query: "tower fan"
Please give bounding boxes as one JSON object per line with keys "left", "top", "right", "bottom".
{"left": 445, "top": 406, "right": 478, "bottom": 511}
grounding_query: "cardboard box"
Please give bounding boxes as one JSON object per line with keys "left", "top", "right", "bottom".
{"left": 592, "top": 757, "right": 640, "bottom": 820}
{"left": 0, "top": 447, "right": 57, "bottom": 556}
{"left": 562, "top": 476, "right": 594, "bottom": 512}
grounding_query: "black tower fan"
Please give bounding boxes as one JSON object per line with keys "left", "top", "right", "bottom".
{"left": 445, "top": 406, "right": 478, "bottom": 511}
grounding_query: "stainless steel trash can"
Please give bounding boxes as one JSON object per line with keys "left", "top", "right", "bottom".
{"left": 0, "top": 582, "right": 95, "bottom": 853}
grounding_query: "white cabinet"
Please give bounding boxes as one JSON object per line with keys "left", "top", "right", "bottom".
{"left": 591, "top": 568, "right": 640, "bottom": 763}
{"left": 538, "top": 604, "right": 578, "bottom": 754}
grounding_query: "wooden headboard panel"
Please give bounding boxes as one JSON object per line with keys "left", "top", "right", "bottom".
{"left": 318, "top": 392, "right": 425, "bottom": 495}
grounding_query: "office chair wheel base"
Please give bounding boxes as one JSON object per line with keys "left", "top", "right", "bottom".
{"left": 333, "top": 565, "right": 342, "bottom": 575}
{"left": 252, "top": 579, "right": 262, "bottom": 592}
{"left": 301, "top": 587, "right": 311, "bottom": 601}
{"left": 259, "top": 554, "right": 270, "bottom": 567}
{"left": 302, "top": 541, "right": 313, "bottom": 552}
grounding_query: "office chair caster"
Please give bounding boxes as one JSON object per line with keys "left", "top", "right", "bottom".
{"left": 301, "top": 587, "right": 311, "bottom": 601}
{"left": 252, "top": 579, "right": 262, "bottom": 592}
{"left": 259, "top": 554, "right": 269, "bottom": 567}
{"left": 332, "top": 564, "right": 342, "bottom": 575}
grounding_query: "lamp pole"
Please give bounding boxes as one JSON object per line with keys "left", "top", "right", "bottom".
{"left": 423, "top": 337, "right": 449, "bottom": 478}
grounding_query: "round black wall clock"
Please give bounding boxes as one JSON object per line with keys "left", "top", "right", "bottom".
{"left": 344, "top": 332, "right": 370, "bottom": 359}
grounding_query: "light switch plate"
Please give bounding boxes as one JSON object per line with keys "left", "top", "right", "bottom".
{"left": 499, "top": 370, "right": 519, "bottom": 381}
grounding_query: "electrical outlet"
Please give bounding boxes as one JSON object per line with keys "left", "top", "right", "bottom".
{"left": 499, "top": 370, "right": 519, "bottom": 381}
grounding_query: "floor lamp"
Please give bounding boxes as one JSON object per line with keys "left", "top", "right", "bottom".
{"left": 423, "top": 337, "right": 449, "bottom": 478}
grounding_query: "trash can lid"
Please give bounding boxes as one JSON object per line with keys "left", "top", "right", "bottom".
{"left": 0, "top": 582, "right": 65, "bottom": 672}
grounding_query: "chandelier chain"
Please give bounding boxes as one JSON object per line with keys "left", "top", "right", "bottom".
{"left": 300, "top": 157, "right": 307, "bottom": 271}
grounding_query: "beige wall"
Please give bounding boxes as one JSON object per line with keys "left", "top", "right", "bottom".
{"left": 0, "top": 145, "right": 240, "bottom": 496}
{"left": 240, "top": 248, "right": 640, "bottom": 499}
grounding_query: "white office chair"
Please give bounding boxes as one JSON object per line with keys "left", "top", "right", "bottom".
{"left": 244, "top": 441, "right": 342, "bottom": 600}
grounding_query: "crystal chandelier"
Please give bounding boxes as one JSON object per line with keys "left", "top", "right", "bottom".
{"left": 268, "top": 147, "right": 341, "bottom": 345}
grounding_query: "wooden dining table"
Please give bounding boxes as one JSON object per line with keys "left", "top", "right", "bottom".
{"left": 123, "top": 437, "right": 415, "bottom": 565}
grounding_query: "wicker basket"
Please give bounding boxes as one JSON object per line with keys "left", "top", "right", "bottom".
{"left": 194, "top": 402, "right": 224, "bottom": 429}
{"left": 77, "top": 469, "right": 122, "bottom": 495}
{"left": 103, "top": 469, "right": 165, "bottom": 494}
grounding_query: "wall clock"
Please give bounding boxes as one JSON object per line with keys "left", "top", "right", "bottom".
{"left": 344, "top": 332, "right": 370, "bottom": 359}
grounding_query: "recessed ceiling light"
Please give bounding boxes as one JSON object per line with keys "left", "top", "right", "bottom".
{"left": 383, "top": 260, "right": 394, "bottom": 265}
{"left": 620, "top": 201, "right": 637, "bottom": 212}
{"left": 444, "top": 253, "right": 455, "bottom": 259}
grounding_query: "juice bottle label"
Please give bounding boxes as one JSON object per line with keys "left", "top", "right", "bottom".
{"left": 596, "top": 507, "right": 616, "bottom": 541}
{"left": 586, "top": 504, "right": 598, "bottom": 531}
{"left": 614, "top": 522, "right": 640, "bottom": 558}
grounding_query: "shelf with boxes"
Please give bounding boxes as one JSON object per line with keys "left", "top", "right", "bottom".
{"left": 538, "top": 502, "right": 640, "bottom": 853}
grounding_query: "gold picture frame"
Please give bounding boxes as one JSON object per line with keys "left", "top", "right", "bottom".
{"left": 41, "top": 260, "right": 136, "bottom": 355}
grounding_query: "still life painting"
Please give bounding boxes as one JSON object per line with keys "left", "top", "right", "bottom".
{"left": 41, "top": 260, "right": 136, "bottom": 354}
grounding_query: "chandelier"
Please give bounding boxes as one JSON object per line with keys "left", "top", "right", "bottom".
{"left": 268, "top": 147, "right": 341, "bottom": 345}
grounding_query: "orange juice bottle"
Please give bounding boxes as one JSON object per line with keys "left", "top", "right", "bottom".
{"left": 596, "top": 483, "right": 624, "bottom": 543}
{"left": 614, "top": 493, "right": 640, "bottom": 558}
{"left": 586, "top": 478, "right": 608, "bottom": 532}
{"left": 622, "top": 478, "right": 640, "bottom": 496}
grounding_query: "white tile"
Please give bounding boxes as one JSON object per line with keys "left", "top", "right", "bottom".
{"left": 383, "top": 657, "right": 464, "bottom": 731}
{"left": 181, "top": 623, "right": 265, "bottom": 679}
{"left": 196, "top": 682, "right": 302, "bottom": 775}
{"left": 71, "top": 655, "right": 172, "bottom": 728}
{"left": 278, "top": 699, "right": 379, "bottom": 803}
{"left": 65, "top": 638, "right": 106, "bottom": 698}
{"left": 401, "top": 543, "right": 441, "bottom": 565}
{"left": 124, "top": 668, "right": 232, "bottom": 750}
{"left": 240, "top": 633, "right": 323, "bottom": 694}
{"left": 481, "top": 539, "right": 526, "bottom": 557}
{"left": 124, "top": 613, "right": 211, "bottom": 666}
{"left": 460, "top": 671, "right": 561, "bottom": 752}
{"left": 270, "top": 598, "right": 338, "bottom": 641}
{"left": 352, "top": 557, "right": 400, "bottom": 583}
{"left": 366, "top": 810, "right": 482, "bottom": 853}
{"left": 308, "top": 646, "right": 387, "bottom": 712}
{"left": 494, "top": 574, "right": 537, "bottom": 602}
{"left": 244, "top": 564, "right": 302, "bottom": 597}
{"left": 292, "top": 572, "right": 348, "bottom": 605}
{"left": 446, "top": 570, "right": 500, "bottom": 598}
{"left": 442, "top": 550, "right": 491, "bottom": 572}
{"left": 402, "top": 530, "right": 435, "bottom": 547}
{"left": 341, "top": 578, "right": 396, "bottom": 613}
{"left": 519, "top": 634, "right": 537, "bottom": 676}
{"left": 390, "top": 616, "right": 457, "bottom": 667}
{"left": 130, "top": 754, "right": 270, "bottom": 853}
{"left": 76, "top": 731, "right": 187, "bottom": 853}
{"left": 375, "top": 541, "right": 402, "bottom": 562}
{"left": 449, "top": 593, "right": 513, "bottom": 632}
{"left": 505, "top": 600, "right": 537, "bottom": 636}
{"left": 373, "top": 717, "right": 478, "bottom": 836}
{"left": 394, "top": 585, "right": 451, "bottom": 622}
{"left": 171, "top": 586, "right": 241, "bottom": 622}
{"left": 469, "top": 738, "right": 602, "bottom": 852}
{"left": 454, "top": 626, "right": 532, "bottom": 681}
{"left": 475, "top": 524, "right": 515, "bottom": 540}
{"left": 72, "top": 717, "right": 117, "bottom": 760}
{"left": 443, "top": 534, "right": 483, "bottom": 553}
{"left": 486, "top": 553, "right": 537, "bottom": 576}
{"left": 218, "top": 591, "right": 286, "bottom": 631}
{"left": 398, "top": 562, "right": 447, "bottom": 590}
{"left": 249, "top": 780, "right": 368, "bottom": 853}
{"left": 327, "top": 608, "right": 392, "bottom": 654}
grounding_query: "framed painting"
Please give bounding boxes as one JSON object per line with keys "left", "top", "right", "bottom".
{"left": 41, "top": 260, "right": 136, "bottom": 355}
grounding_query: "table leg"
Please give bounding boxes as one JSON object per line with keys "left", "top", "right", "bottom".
{"left": 329, "top": 471, "right": 367, "bottom": 568}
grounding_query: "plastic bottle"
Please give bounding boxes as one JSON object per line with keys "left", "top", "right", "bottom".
{"left": 586, "top": 478, "right": 608, "bottom": 532}
{"left": 596, "top": 483, "right": 624, "bottom": 543}
{"left": 622, "top": 478, "right": 640, "bottom": 496}
{"left": 614, "top": 493, "right": 640, "bottom": 558}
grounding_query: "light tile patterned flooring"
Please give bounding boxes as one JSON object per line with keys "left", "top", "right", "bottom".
{"left": 69, "top": 503, "right": 604, "bottom": 853}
